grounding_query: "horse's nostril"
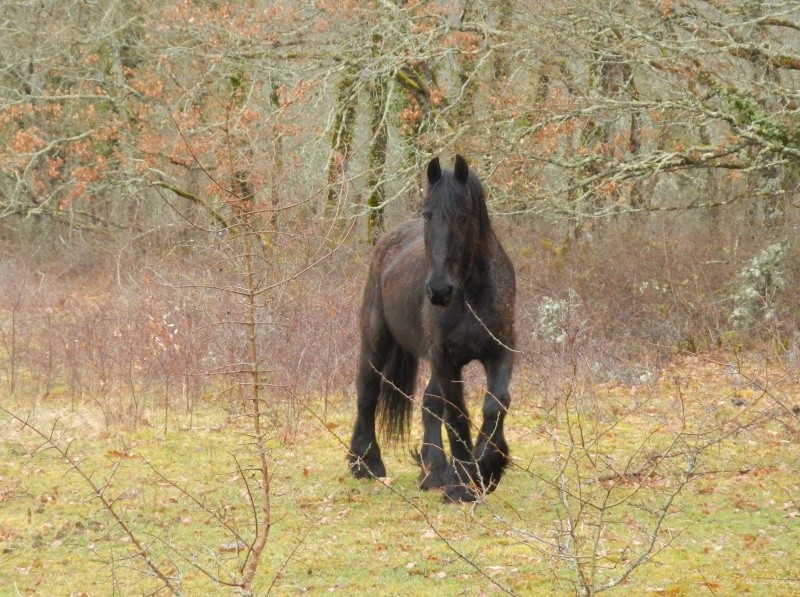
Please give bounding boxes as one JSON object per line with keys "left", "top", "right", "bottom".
{"left": 426, "top": 283, "right": 453, "bottom": 306}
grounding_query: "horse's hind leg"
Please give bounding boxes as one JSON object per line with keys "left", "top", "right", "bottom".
{"left": 474, "top": 352, "right": 513, "bottom": 492}
{"left": 349, "top": 332, "right": 389, "bottom": 478}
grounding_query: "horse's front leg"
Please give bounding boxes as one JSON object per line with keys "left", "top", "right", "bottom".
{"left": 438, "top": 364, "right": 481, "bottom": 502}
{"left": 474, "top": 350, "right": 513, "bottom": 493}
{"left": 416, "top": 378, "right": 448, "bottom": 490}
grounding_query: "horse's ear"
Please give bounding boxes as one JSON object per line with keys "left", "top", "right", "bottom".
{"left": 427, "top": 157, "right": 442, "bottom": 185}
{"left": 454, "top": 154, "right": 469, "bottom": 184}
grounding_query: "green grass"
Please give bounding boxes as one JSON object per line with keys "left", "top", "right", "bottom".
{"left": 1, "top": 358, "right": 799, "bottom": 595}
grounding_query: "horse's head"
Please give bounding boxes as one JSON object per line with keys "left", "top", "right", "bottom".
{"left": 422, "top": 155, "right": 490, "bottom": 307}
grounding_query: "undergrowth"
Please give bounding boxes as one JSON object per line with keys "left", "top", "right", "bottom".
{"left": 1, "top": 356, "right": 799, "bottom": 595}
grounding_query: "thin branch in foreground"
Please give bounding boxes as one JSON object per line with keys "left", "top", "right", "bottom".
{"left": 0, "top": 406, "right": 183, "bottom": 596}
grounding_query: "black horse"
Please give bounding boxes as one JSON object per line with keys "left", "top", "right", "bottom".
{"left": 348, "top": 155, "right": 516, "bottom": 502}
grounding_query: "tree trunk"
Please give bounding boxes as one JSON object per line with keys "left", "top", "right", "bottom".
{"left": 366, "top": 73, "right": 389, "bottom": 244}
{"left": 325, "top": 64, "right": 358, "bottom": 215}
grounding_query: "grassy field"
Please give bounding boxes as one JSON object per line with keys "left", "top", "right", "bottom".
{"left": 1, "top": 356, "right": 799, "bottom": 596}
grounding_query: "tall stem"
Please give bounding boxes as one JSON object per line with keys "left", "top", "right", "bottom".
{"left": 240, "top": 207, "right": 272, "bottom": 592}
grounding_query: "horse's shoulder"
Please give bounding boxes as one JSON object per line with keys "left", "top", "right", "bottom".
{"left": 372, "top": 220, "right": 423, "bottom": 268}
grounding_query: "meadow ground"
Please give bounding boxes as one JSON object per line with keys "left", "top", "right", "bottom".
{"left": 1, "top": 356, "right": 799, "bottom": 596}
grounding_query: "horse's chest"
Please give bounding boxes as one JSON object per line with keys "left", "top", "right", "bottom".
{"left": 435, "top": 316, "right": 492, "bottom": 364}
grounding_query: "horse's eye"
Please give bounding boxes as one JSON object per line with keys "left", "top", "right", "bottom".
{"left": 422, "top": 211, "right": 432, "bottom": 221}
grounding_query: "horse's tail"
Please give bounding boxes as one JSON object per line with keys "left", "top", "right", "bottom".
{"left": 376, "top": 342, "right": 418, "bottom": 441}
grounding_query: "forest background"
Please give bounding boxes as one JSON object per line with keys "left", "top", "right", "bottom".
{"left": 1, "top": 1, "right": 800, "bottom": 595}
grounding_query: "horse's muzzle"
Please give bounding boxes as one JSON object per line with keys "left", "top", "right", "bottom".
{"left": 426, "top": 282, "right": 453, "bottom": 307}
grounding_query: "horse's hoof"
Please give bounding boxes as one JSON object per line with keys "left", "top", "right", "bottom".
{"left": 419, "top": 469, "right": 447, "bottom": 490}
{"left": 443, "top": 483, "right": 480, "bottom": 503}
{"left": 413, "top": 448, "right": 448, "bottom": 490}
{"left": 349, "top": 457, "right": 386, "bottom": 479}
{"left": 474, "top": 438, "right": 509, "bottom": 493}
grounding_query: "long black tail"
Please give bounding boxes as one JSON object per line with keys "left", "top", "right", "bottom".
{"left": 376, "top": 343, "right": 418, "bottom": 440}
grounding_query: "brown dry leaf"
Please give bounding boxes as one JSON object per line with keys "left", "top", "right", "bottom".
{"left": 0, "top": 480, "right": 19, "bottom": 504}
{"left": 733, "top": 497, "right": 759, "bottom": 511}
{"left": 741, "top": 533, "right": 757, "bottom": 547}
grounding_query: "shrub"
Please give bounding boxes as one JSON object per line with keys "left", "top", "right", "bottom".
{"left": 730, "top": 241, "right": 788, "bottom": 328}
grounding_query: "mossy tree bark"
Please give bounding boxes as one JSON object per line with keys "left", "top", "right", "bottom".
{"left": 366, "top": 70, "right": 390, "bottom": 244}
{"left": 325, "top": 64, "right": 359, "bottom": 216}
